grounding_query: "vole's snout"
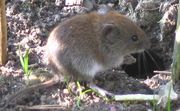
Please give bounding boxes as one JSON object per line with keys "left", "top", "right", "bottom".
{"left": 137, "top": 37, "right": 150, "bottom": 53}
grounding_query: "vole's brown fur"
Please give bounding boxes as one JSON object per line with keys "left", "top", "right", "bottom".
{"left": 1, "top": 10, "right": 150, "bottom": 109}
{"left": 47, "top": 11, "right": 150, "bottom": 81}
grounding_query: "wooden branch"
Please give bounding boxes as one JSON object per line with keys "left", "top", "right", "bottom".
{"left": 172, "top": 0, "right": 180, "bottom": 83}
{"left": 0, "top": 0, "right": 7, "bottom": 65}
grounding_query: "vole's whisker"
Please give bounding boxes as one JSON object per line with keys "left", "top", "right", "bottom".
{"left": 137, "top": 53, "right": 141, "bottom": 77}
{"left": 144, "top": 50, "right": 160, "bottom": 69}
{"left": 142, "top": 52, "right": 148, "bottom": 76}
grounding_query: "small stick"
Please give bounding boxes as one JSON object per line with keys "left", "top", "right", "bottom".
{"left": 114, "top": 94, "right": 159, "bottom": 101}
{"left": 114, "top": 81, "right": 178, "bottom": 108}
{"left": 16, "top": 105, "right": 68, "bottom": 110}
{"left": 153, "top": 70, "right": 172, "bottom": 74}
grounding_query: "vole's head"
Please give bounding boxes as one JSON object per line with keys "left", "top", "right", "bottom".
{"left": 99, "top": 11, "right": 150, "bottom": 56}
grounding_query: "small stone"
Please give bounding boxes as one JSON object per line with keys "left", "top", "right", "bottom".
{"left": 40, "top": 95, "right": 47, "bottom": 104}
{"left": 63, "top": 89, "right": 69, "bottom": 95}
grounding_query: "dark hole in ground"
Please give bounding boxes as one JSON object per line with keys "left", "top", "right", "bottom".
{"left": 122, "top": 50, "right": 166, "bottom": 79}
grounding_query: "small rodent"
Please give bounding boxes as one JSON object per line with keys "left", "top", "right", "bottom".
{"left": 46, "top": 10, "right": 150, "bottom": 82}
{"left": 1, "top": 8, "right": 150, "bottom": 109}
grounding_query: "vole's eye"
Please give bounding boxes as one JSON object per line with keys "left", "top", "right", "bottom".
{"left": 131, "top": 35, "right": 138, "bottom": 42}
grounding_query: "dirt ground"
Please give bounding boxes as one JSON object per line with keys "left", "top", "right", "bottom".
{"left": 0, "top": 0, "right": 180, "bottom": 111}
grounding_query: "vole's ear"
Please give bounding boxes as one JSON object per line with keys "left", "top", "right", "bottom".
{"left": 101, "top": 23, "right": 119, "bottom": 41}
{"left": 83, "top": 0, "right": 97, "bottom": 12}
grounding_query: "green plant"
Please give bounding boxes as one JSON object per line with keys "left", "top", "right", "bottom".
{"left": 167, "top": 84, "right": 172, "bottom": 111}
{"left": 152, "top": 95, "right": 158, "bottom": 111}
{"left": 76, "top": 81, "right": 92, "bottom": 108}
{"left": 19, "top": 46, "right": 31, "bottom": 77}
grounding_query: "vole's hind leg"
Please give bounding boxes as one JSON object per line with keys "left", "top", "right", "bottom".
{"left": 89, "top": 83, "right": 115, "bottom": 99}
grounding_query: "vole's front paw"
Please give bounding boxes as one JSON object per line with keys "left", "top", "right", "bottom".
{"left": 123, "top": 55, "right": 136, "bottom": 65}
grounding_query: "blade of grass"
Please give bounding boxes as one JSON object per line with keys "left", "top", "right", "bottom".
{"left": 167, "top": 84, "right": 172, "bottom": 111}
{"left": 76, "top": 81, "right": 82, "bottom": 108}
{"left": 18, "top": 45, "right": 30, "bottom": 77}
{"left": 76, "top": 81, "right": 92, "bottom": 108}
{"left": 24, "top": 48, "right": 29, "bottom": 76}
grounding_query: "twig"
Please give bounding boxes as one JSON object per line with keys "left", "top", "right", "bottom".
{"left": 114, "top": 94, "right": 159, "bottom": 101}
{"left": 114, "top": 81, "right": 178, "bottom": 108}
{"left": 153, "top": 70, "right": 172, "bottom": 74}
{"left": 16, "top": 105, "right": 68, "bottom": 110}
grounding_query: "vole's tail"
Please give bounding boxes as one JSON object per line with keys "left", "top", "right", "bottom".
{"left": 0, "top": 74, "right": 60, "bottom": 111}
